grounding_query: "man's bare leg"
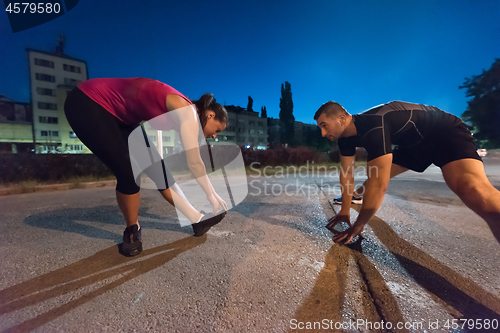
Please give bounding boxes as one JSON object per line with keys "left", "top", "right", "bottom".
{"left": 441, "top": 158, "right": 500, "bottom": 242}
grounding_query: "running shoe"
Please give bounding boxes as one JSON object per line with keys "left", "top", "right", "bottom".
{"left": 192, "top": 210, "right": 227, "bottom": 237}
{"left": 333, "top": 196, "right": 363, "bottom": 205}
{"left": 119, "top": 224, "right": 143, "bottom": 257}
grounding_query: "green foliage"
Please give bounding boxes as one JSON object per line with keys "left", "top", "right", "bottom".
{"left": 460, "top": 59, "right": 500, "bottom": 147}
{"left": 247, "top": 96, "right": 254, "bottom": 112}
{"left": 279, "top": 81, "right": 295, "bottom": 146}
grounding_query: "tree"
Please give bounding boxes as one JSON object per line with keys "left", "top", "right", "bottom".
{"left": 307, "top": 127, "right": 332, "bottom": 152}
{"left": 247, "top": 96, "right": 254, "bottom": 112}
{"left": 460, "top": 59, "right": 500, "bottom": 148}
{"left": 261, "top": 106, "right": 267, "bottom": 118}
{"left": 279, "top": 81, "right": 295, "bottom": 146}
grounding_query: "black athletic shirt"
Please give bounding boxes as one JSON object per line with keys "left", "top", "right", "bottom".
{"left": 338, "top": 101, "right": 463, "bottom": 161}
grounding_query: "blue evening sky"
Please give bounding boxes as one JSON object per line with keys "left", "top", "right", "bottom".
{"left": 1, "top": 0, "right": 499, "bottom": 124}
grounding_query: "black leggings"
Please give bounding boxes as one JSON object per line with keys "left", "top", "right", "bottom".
{"left": 64, "top": 88, "right": 175, "bottom": 194}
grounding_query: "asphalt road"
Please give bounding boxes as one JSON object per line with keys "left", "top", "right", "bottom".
{"left": 0, "top": 157, "right": 499, "bottom": 332}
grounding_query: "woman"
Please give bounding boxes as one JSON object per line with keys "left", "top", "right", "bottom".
{"left": 64, "top": 77, "right": 228, "bottom": 256}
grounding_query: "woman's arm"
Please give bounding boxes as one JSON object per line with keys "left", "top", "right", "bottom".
{"left": 166, "top": 94, "right": 216, "bottom": 198}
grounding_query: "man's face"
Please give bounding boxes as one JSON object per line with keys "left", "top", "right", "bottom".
{"left": 316, "top": 113, "right": 345, "bottom": 141}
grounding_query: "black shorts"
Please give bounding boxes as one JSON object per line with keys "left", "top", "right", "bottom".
{"left": 64, "top": 88, "right": 175, "bottom": 194}
{"left": 392, "top": 123, "right": 482, "bottom": 172}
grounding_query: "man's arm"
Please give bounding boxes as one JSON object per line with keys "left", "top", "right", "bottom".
{"left": 332, "top": 153, "right": 393, "bottom": 244}
{"left": 326, "top": 154, "right": 355, "bottom": 231}
{"left": 339, "top": 154, "right": 355, "bottom": 212}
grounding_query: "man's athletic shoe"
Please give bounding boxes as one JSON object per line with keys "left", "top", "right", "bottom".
{"left": 192, "top": 211, "right": 227, "bottom": 237}
{"left": 119, "top": 224, "right": 142, "bottom": 257}
{"left": 333, "top": 196, "right": 363, "bottom": 205}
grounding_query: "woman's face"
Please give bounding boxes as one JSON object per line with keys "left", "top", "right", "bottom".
{"left": 203, "top": 110, "right": 226, "bottom": 139}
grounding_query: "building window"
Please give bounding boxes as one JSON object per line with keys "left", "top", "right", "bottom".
{"left": 36, "top": 73, "right": 55, "bottom": 82}
{"left": 249, "top": 129, "right": 255, "bottom": 134}
{"left": 38, "top": 102, "right": 58, "bottom": 110}
{"left": 39, "top": 116, "right": 58, "bottom": 124}
{"left": 36, "top": 87, "right": 56, "bottom": 96}
{"left": 249, "top": 120, "right": 255, "bottom": 126}
{"left": 162, "top": 136, "right": 171, "bottom": 142}
{"left": 34, "top": 58, "right": 54, "bottom": 68}
{"left": 63, "top": 64, "right": 81, "bottom": 73}
{"left": 64, "top": 78, "right": 81, "bottom": 86}
{"left": 258, "top": 129, "right": 264, "bottom": 135}
{"left": 41, "top": 130, "right": 58, "bottom": 137}
{"left": 258, "top": 121, "right": 264, "bottom": 127}
{"left": 69, "top": 131, "right": 78, "bottom": 138}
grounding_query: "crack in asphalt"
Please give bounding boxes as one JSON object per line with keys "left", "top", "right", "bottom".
{"left": 315, "top": 182, "right": 407, "bottom": 332}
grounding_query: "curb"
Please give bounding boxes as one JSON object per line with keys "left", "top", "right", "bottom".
{"left": 0, "top": 180, "right": 117, "bottom": 197}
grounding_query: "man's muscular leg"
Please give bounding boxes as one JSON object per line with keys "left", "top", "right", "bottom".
{"left": 441, "top": 158, "right": 500, "bottom": 242}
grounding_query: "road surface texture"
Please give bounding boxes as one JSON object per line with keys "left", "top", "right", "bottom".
{"left": 1, "top": 156, "right": 499, "bottom": 332}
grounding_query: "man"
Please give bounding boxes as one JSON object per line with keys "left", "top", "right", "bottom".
{"left": 314, "top": 101, "right": 500, "bottom": 244}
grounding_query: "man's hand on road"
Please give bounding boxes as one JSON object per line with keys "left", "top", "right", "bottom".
{"left": 325, "top": 213, "right": 351, "bottom": 233}
{"left": 332, "top": 222, "right": 365, "bottom": 244}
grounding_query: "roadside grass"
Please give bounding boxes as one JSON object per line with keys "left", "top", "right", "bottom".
{"left": 0, "top": 161, "right": 369, "bottom": 193}
{"left": 0, "top": 175, "right": 117, "bottom": 192}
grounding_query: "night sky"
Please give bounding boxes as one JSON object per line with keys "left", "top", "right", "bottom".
{"left": 1, "top": 0, "right": 499, "bottom": 124}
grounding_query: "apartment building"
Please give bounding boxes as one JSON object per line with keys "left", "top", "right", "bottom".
{"left": 267, "top": 117, "right": 322, "bottom": 148}
{"left": 294, "top": 121, "right": 320, "bottom": 146}
{"left": 27, "top": 39, "right": 89, "bottom": 153}
{"left": 0, "top": 96, "right": 33, "bottom": 153}
{"left": 214, "top": 105, "right": 268, "bottom": 149}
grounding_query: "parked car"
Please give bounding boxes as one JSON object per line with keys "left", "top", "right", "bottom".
{"left": 477, "top": 148, "right": 488, "bottom": 157}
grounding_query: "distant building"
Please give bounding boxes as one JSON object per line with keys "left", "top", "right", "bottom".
{"left": 266, "top": 118, "right": 320, "bottom": 148}
{"left": 213, "top": 105, "right": 268, "bottom": 149}
{"left": 27, "top": 36, "right": 90, "bottom": 153}
{"left": 294, "top": 121, "right": 320, "bottom": 147}
{"left": 141, "top": 127, "right": 179, "bottom": 156}
{"left": 267, "top": 117, "right": 281, "bottom": 148}
{"left": 0, "top": 95, "right": 33, "bottom": 153}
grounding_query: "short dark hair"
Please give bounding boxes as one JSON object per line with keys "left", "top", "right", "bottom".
{"left": 192, "top": 93, "right": 228, "bottom": 128}
{"left": 314, "top": 101, "right": 348, "bottom": 121}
